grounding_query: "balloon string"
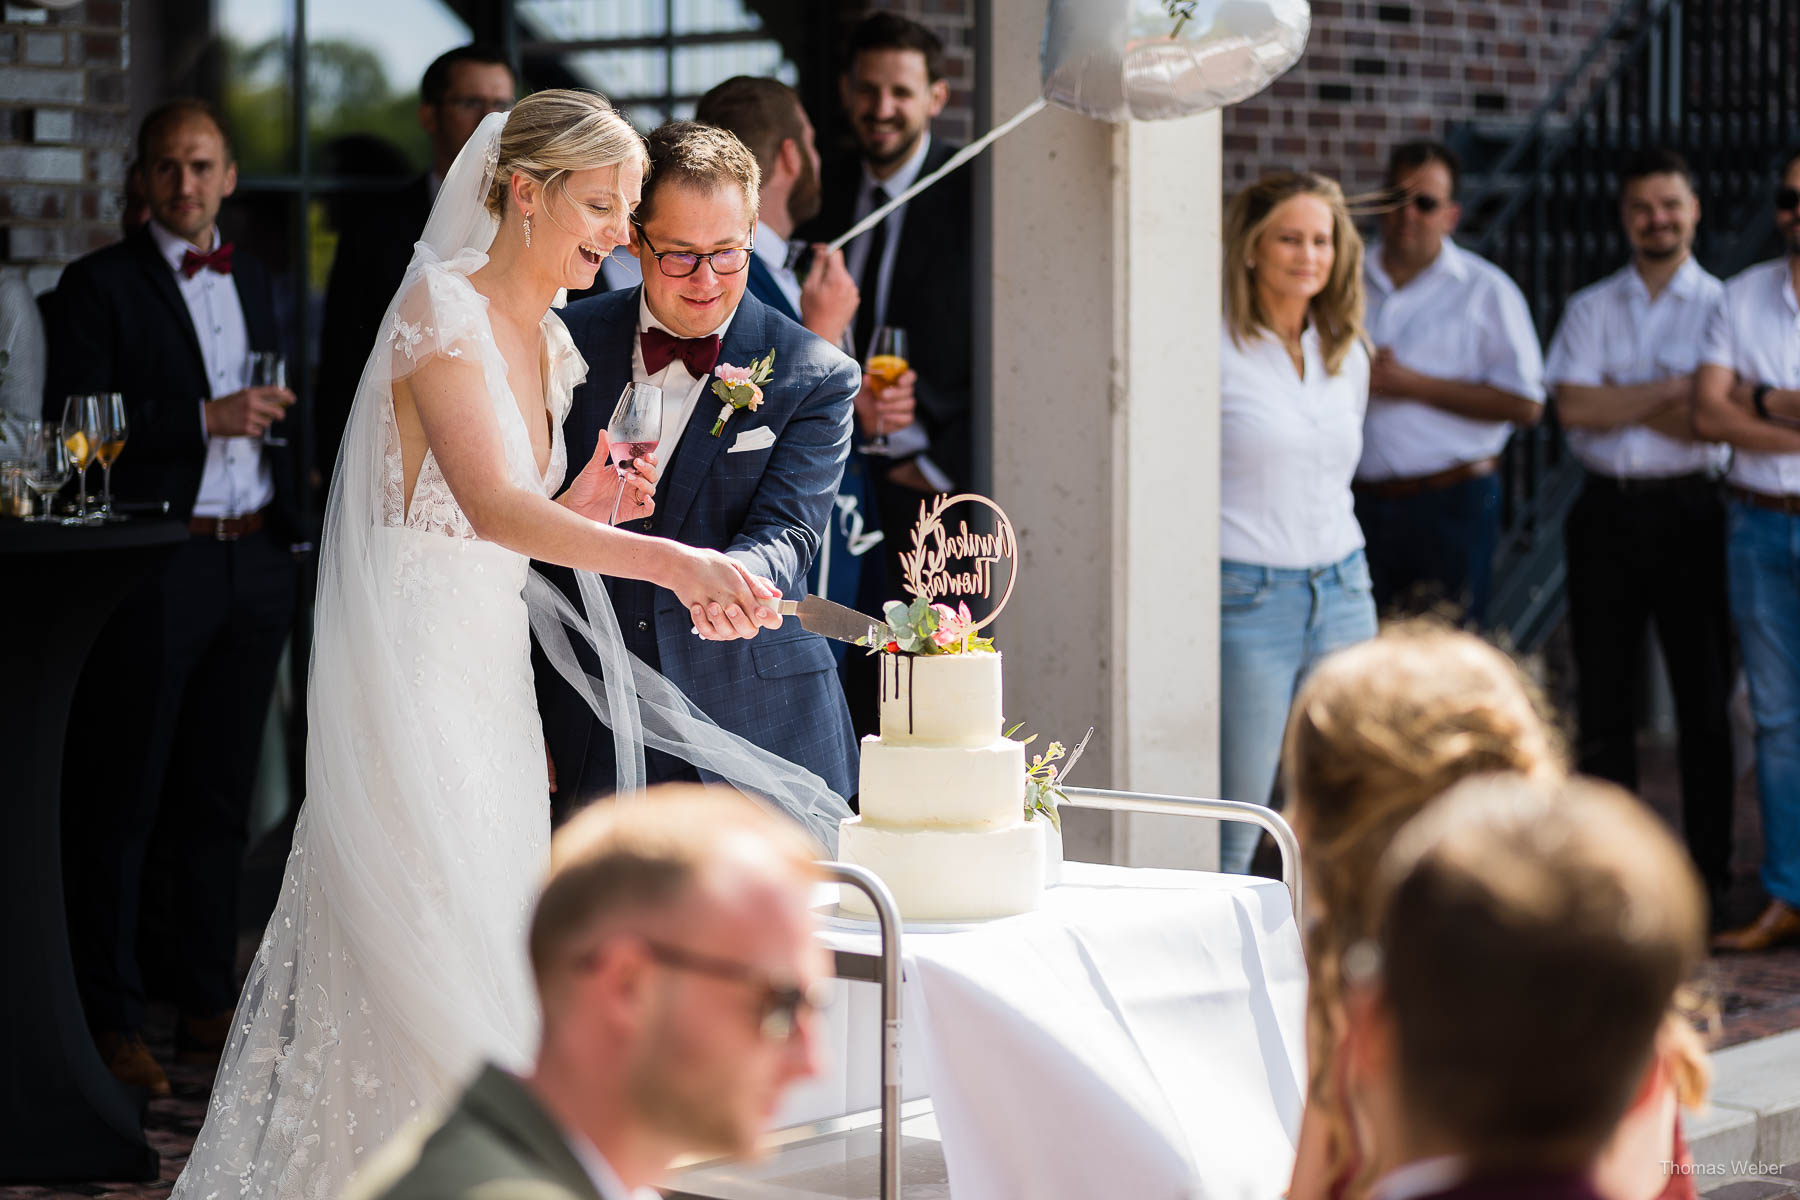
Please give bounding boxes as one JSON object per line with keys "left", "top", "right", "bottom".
{"left": 825, "top": 96, "right": 1050, "bottom": 254}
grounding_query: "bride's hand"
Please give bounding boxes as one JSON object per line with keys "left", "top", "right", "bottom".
{"left": 668, "top": 546, "right": 783, "bottom": 641}
{"left": 561, "top": 434, "right": 658, "bottom": 525}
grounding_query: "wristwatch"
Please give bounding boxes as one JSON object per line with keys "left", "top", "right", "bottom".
{"left": 1753, "top": 383, "right": 1774, "bottom": 421}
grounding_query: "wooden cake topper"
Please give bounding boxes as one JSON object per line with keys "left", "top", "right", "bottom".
{"left": 897, "top": 493, "right": 1018, "bottom": 631}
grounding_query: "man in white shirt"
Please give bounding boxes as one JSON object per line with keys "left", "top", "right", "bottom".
{"left": 1343, "top": 774, "right": 1703, "bottom": 1200}
{"left": 46, "top": 99, "right": 298, "bottom": 1097}
{"left": 1353, "top": 140, "right": 1546, "bottom": 628}
{"left": 1695, "top": 146, "right": 1800, "bottom": 952}
{"left": 1544, "top": 148, "right": 1733, "bottom": 906}
{"left": 351, "top": 787, "right": 828, "bottom": 1200}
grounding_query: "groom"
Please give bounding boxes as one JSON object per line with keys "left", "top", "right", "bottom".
{"left": 539, "top": 122, "right": 860, "bottom": 814}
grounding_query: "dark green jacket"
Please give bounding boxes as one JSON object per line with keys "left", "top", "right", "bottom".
{"left": 349, "top": 1065, "right": 609, "bottom": 1200}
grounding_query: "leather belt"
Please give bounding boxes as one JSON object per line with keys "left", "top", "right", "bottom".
{"left": 1353, "top": 456, "right": 1499, "bottom": 500}
{"left": 1728, "top": 485, "right": 1800, "bottom": 515}
{"left": 1586, "top": 470, "right": 1715, "bottom": 495}
{"left": 189, "top": 507, "right": 267, "bottom": 540}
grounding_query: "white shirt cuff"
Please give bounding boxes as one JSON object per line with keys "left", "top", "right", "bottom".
{"left": 866, "top": 421, "right": 929, "bottom": 457}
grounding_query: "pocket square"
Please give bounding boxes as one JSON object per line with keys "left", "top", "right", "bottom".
{"left": 727, "top": 426, "right": 777, "bottom": 453}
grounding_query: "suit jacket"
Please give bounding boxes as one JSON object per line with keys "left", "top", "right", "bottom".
{"left": 538, "top": 287, "right": 860, "bottom": 803}
{"left": 1396, "top": 1168, "right": 1609, "bottom": 1200}
{"left": 44, "top": 225, "right": 299, "bottom": 537}
{"left": 348, "top": 1064, "right": 625, "bottom": 1200}
{"left": 800, "top": 138, "right": 974, "bottom": 489}
{"left": 745, "top": 254, "right": 800, "bottom": 322}
{"left": 316, "top": 174, "right": 433, "bottom": 481}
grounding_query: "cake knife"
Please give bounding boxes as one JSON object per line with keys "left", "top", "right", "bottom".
{"left": 777, "top": 595, "right": 885, "bottom": 645}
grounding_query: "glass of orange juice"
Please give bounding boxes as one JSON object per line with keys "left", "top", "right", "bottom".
{"left": 864, "top": 326, "right": 909, "bottom": 452}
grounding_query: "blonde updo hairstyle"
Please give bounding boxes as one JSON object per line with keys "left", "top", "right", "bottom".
{"left": 482, "top": 88, "right": 648, "bottom": 223}
{"left": 1284, "top": 622, "right": 1566, "bottom": 1193}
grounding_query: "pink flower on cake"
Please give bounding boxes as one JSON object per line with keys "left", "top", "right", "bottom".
{"left": 929, "top": 601, "right": 974, "bottom": 647}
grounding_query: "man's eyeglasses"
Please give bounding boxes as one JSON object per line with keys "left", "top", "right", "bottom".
{"left": 635, "top": 226, "right": 753, "bottom": 279}
{"left": 642, "top": 940, "right": 831, "bottom": 1041}
{"left": 1777, "top": 186, "right": 1800, "bottom": 213}
{"left": 1391, "top": 189, "right": 1448, "bottom": 215}
{"left": 440, "top": 96, "right": 513, "bottom": 116}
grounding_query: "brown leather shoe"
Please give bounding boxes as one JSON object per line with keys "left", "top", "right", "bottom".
{"left": 176, "top": 1008, "right": 236, "bottom": 1065}
{"left": 95, "top": 1030, "right": 170, "bottom": 1098}
{"left": 1711, "top": 899, "right": 1800, "bottom": 953}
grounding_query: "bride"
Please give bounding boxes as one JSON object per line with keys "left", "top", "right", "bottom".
{"left": 172, "top": 91, "right": 849, "bottom": 1200}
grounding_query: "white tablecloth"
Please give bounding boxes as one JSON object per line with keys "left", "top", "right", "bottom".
{"left": 778, "top": 861, "right": 1308, "bottom": 1200}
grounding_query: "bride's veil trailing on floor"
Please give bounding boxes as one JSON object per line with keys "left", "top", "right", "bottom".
{"left": 173, "top": 108, "right": 848, "bottom": 1200}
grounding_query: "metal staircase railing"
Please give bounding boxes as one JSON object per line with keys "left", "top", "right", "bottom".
{"left": 1456, "top": 0, "right": 1800, "bottom": 651}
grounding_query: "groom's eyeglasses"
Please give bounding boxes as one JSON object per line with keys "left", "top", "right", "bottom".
{"left": 640, "top": 940, "right": 832, "bottom": 1041}
{"left": 635, "top": 226, "right": 754, "bottom": 279}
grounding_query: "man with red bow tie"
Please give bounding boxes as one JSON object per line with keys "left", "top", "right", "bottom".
{"left": 539, "top": 122, "right": 860, "bottom": 817}
{"left": 45, "top": 99, "right": 299, "bottom": 1097}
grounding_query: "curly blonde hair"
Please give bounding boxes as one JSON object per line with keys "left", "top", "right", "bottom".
{"left": 482, "top": 88, "right": 647, "bottom": 219}
{"left": 1284, "top": 622, "right": 1566, "bottom": 1191}
{"left": 1224, "top": 171, "right": 1367, "bottom": 375}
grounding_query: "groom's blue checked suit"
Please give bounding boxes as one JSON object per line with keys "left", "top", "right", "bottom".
{"left": 536, "top": 286, "right": 861, "bottom": 812}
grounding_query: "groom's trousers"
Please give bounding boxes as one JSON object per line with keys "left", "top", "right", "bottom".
{"left": 62, "top": 529, "right": 295, "bottom": 1033}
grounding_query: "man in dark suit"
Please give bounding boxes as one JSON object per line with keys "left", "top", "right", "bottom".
{"left": 315, "top": 44, "right": 514, "bottom": 482}
{"left": 538, "top": 122, "right": 859, "bottom": 816}
{"left": 46, "top": 99, "right": 298, "bottom": 1096}
{"left": 1341, "top": 775, "right": 1706, "bottom": 1200}
{"left": 351, "top": 789, "right": 827, "bottom": 1200}
{"left": 694, "top": 75, "right": 887, "bottom": 673}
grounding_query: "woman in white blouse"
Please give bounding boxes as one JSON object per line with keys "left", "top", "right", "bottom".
{"left": 1218, "top": 172, "right": 1376, "bottom": 873}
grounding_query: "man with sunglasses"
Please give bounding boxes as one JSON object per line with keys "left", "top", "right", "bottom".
{"left": 540, "top": 122, "right": 860, "bottom": 818}
{"left": 1544, "top": 148, "right": 1734, "bottom": 918}
{"left": 1694, "top": 149, "right": 1800, "bottom": 953}
{"left": 351, "top": 787, "right": 829, "bottom": 1200}
{"left": 317, "top": 43, "right": 514, "bottom": 483}
{"left": 1353, "top": 140, "right": 1545, "bottom": 628}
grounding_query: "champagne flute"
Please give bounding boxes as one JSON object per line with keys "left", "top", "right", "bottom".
{"left": 21, "top": 420, "right": 70, "bottom": 522}
{"left": 94, "top": 392, "right": 128, "bottom": 521}
{"left": 864, "top": 326, "right": 909, "bottom": 454}
{"left": 60, "top": 393, "right": 100, "bottom": 524}
{"left": 605, "top": 382, "right": 662, "bottom": 526}
{"left": 248, "top": 351, "right": 291, "bottom": 447}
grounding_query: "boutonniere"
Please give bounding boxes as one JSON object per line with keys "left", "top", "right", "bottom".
{"left": 709, "top": 347, "right": 775, "bottom": 436}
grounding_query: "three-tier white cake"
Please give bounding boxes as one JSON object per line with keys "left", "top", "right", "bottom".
{"left": 838, "top": 651, "right": 1045, "bottom": 920}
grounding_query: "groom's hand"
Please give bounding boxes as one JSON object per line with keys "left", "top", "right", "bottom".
{"left": 687, "top": 561, "right": 782, "bottom": 641}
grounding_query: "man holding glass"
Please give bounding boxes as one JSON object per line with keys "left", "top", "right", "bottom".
{"left": 44, "top": 98, "right": 297, "bottom": 1097}
{"left": 539, "top": 122, "right": 859, "bottom": 817}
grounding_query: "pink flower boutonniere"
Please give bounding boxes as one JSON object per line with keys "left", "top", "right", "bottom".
{"left": 709, "top": 347, "right": 776, "bottom": 436}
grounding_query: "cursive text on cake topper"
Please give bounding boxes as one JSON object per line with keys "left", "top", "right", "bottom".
{"left": 898, "top": 493, "right": 1017, "bottom": 631}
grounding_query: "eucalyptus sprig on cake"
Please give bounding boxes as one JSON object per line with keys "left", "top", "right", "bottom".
{"left": 861, "top": 597, "right": 996, "bottom": 656}
{"left": 1005, "top": 722, "right": 1067, "bottom": 831}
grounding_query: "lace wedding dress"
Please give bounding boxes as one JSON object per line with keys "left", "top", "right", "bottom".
{"left": 172, "top": 111, "right": 849, "bottom": 1200}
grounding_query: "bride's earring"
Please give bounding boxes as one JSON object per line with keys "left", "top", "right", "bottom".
{"left": 523, "top": 212, "right": 532, "bottom": 248}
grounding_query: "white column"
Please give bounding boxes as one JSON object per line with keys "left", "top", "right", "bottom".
{"left": 985, "top": 3, "right": 1223, "bottom": 868}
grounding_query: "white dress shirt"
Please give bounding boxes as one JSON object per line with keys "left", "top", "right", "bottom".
{"left": 147, "top": 219, "right": 272, "bottom": 518}
{"left": 1220, "top": 320, "right": 1371, "bottom": 568}
{"left": 1358, "top": 238, "right": 1545, "bottom": 481}
{"left": 561, "top": 1130, "right": 657, "bottom": 1200}
{"left": 1700, "top": 256, "right": 1800, "bottom": 495}
{"left": 752, "top": 218, "right": 803, "bottom": 317}
{"left": 1545, "top": 256, "right": 1728, "bottom": 478}
{"left": 1368, "top": 1156, "right": 1467, "bottom": 1200}
{"left": 632, "top": 292, "right": 739, "bottom": 465}
{"left": 844, "top": 132, "right": 931, "bottom": 342}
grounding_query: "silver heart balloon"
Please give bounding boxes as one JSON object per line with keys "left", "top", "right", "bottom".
{"left": 1042, "top": 0, "right": 1311, "bottom": 123}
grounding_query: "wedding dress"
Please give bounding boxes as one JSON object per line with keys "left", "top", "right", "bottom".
{"left": 173, "top": 112, "right": 849, "bottom": 1200}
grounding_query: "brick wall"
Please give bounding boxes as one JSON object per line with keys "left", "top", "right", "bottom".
{"left": 1223, "top": 0, "right": 1620, "bottom": 196}
{"left": 0, "top": 1, "right": 130, "bottom": 291}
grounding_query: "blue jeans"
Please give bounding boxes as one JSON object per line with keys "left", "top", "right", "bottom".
{"left": 1219, "top": 549, "right": 1379, "bottom": 873}
{"left": 1726, "top": 501, "right": 1800, "bottom": 908}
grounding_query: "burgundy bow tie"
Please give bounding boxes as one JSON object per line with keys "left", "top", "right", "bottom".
{"left": 640, "top": 327, "right": 721, "bottom": 378}
{"left": 180, "top": 242, "right": 234, "bottom": 279}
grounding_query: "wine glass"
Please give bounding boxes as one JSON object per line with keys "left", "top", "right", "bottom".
{"left": 605, "top": 382, "right": 662, "bottom": 526}
{"left": 248, "top": 351, "right": 290, "bottom": 447}
{"left": 21, "top": 421, "right": 70, "bottom": 522}
{"left": 864, "top": 326, "right": 909, "bottom": 453}
{"left": 94, "top": 393, "right": 128, "bottom": 521}
{"left": 60, "top": 394, "right": 101, "bottom": 524}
